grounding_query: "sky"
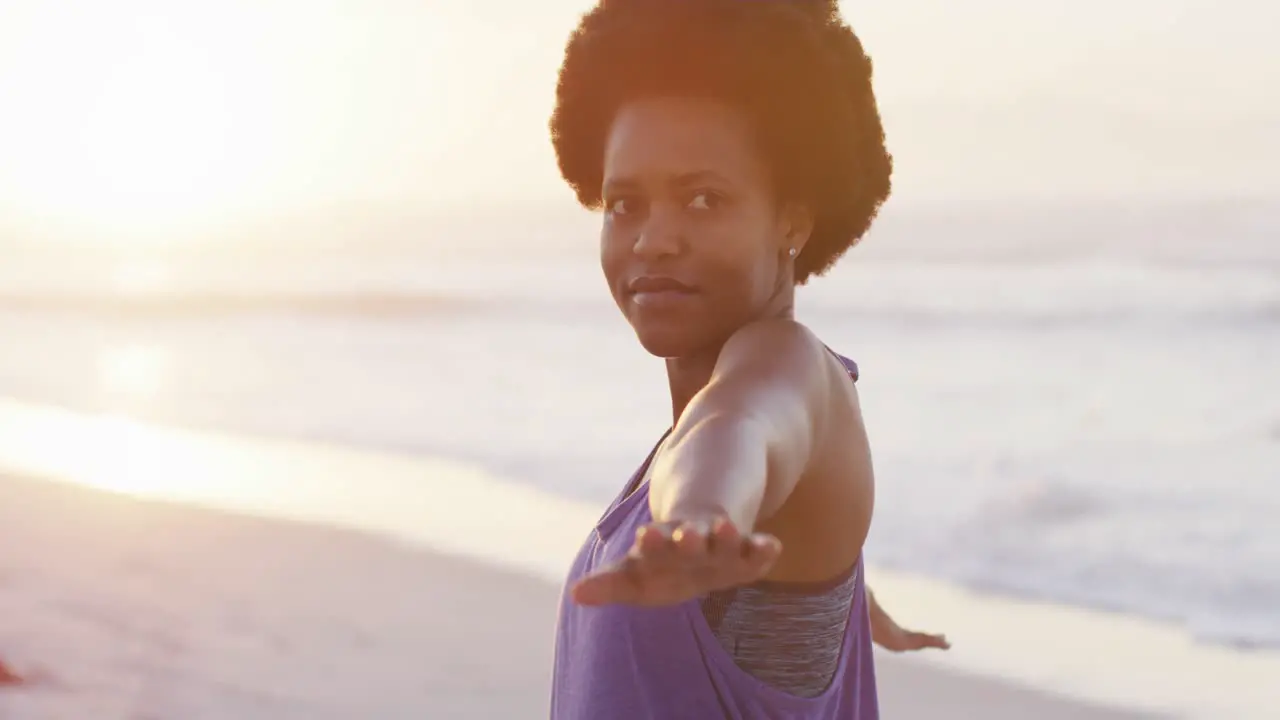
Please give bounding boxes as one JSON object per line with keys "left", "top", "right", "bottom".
{"left": 0, "top": 0, "right": 1275, "bottom": 246}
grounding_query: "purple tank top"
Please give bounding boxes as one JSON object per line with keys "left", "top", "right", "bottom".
{"left": 550, "top": 354, "right": 878, "bottom": 719}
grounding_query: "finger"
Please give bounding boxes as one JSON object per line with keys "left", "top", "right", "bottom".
{"left": 672, "top": 520, "right": 712, "bottom": 562}
{"left": 571, "top": 572, "right": 623, "bottom": 606}
{"left": 741, "top": 533, "right": 782, "bottom": 565}
{"left": 708, "top": 518, "right": 742, "bottom": 562}
{"left": 572, "top": 560, "right": 644, "bottom": 606}
{"left": 890, "top": 631, "right": 948, "bottom": 651}
{"left": 908, "top": 632, "right": 950, "bottom": 650}
{"left": 725, "top": 533, "right": 780, "bottom": 585}
{"left": 635, "top": 524, "right": 679, "bottom": 566}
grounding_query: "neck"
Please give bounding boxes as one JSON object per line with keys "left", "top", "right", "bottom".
{"left": 664, "top": 289, "right": 795, "bottom": 425}
{"left": 665, "top": 351, "right": 720, "bottom": 425}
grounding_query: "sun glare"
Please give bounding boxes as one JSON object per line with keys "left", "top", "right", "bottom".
{"left": 0, "top": 2, "right": 493, "bottom": 240}
{"left": 0, "top": 4, "right": 292, "bottom": 240}
{"left": 69, "top": 40, "right": 247, "bottom": 228}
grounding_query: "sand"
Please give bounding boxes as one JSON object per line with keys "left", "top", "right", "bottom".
{"left": 7, "top": 397, "right": 1271, "bottom": 718}
{"left": 0, "top": 471, "right": 1167, "bottom": 720}
{"left": 0, "top": 473, "right": 554, "bottom": 719}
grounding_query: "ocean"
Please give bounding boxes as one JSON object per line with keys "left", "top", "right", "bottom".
{"left": 1, "top": 200, "right": 1277, "bottom": 652}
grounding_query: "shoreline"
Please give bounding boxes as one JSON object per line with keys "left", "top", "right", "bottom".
{"left": 1, "top": 471, "right": 1161, "bottom": 719}
{"left": 2, "top": 397, "right": 1277, "bottom": 718}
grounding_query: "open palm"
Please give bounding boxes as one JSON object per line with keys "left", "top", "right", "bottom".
{"left": 572, "top": 518, "right": 781, "bottom": 607}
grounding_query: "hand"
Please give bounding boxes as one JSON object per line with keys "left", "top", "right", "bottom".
{"left": 871, "top": 608, "right": 950, "bottom": 653}
{"left": 571, "top": 518, "right": 781, "bottom": 607}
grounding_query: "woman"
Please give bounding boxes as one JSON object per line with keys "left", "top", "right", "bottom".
{"left": 548, "top": 1, "right": 944, "bottom": 717}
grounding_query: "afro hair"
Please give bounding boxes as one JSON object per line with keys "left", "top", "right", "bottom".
{"left": 550, "top": 0, "right": 892, "bottom": 283}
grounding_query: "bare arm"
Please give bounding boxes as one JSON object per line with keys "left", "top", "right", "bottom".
{"left": 572, "top": 319, "right": 854, "bottom": 606}
{"left": 647, "top": 319, "right": 831, "bottom": 532}
{"left": 573, "top": 319, "right": 947, "bottom": 642}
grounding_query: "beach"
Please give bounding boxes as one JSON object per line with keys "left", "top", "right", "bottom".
{"left": 1, "top": 0, "right": 1276, "bottom": 715}
{"left": 3, "top": 398, "right": 1277, "bottom": 719}
{"left": 0, "top": 469, "right": 1162, "bottom": 720}
{"left": 1, "top": 203, "right": 1276, "bottom": 720}
{"left": 0, "top": 471, "right": 557, "bottom": 720}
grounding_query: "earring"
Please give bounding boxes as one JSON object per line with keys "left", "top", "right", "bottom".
{"left": 788, "top": 248, "right": 797, "bottom": 258}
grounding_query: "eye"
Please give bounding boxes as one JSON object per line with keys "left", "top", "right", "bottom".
{"left": 686, "top": 190, "right": 722, "bottom": 211}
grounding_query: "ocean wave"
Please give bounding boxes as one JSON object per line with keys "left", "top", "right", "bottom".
{"left": 2, "top": 289, "right": 1275, "bottom": 331}
{"left": 869, "top": 448, "right": 1280, "bottom": 654}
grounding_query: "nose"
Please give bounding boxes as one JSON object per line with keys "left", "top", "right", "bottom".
{"left": 632, "top": 203, "right": 684, "bottom": 259}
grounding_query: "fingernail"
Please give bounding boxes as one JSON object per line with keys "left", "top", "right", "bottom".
{"left": 673, "top": 521, "right": 708, "bottom": 542}
{"left": 638, "top": 525, "right": 668, "bottom": 542}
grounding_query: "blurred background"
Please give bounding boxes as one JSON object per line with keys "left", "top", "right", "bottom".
{"left": 0, "top": 0, "right": 1277, "bottom": 717}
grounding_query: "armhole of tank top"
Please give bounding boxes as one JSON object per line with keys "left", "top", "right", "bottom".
{"left": 821, "top": 344, "right": 859, "bottom": 384}
{"left": 687, "top": 557, "right": 865, "bottom": 702}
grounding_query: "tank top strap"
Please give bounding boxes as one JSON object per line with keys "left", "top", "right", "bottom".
{"left": 619, "top": 428, "right": 672, "bottom": 501}
{"left": 822, "top": 344, "right": 859, "bottom": 383}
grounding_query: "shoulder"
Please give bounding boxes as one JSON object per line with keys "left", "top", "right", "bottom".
{"left": 715, "top": 319, "right": 848, "bottom": 396}
{"left": 716, "top": 319, "right": 828, "bottom": 375}
{"left": 732, "top": 325, "right": 870, "bottom": 578}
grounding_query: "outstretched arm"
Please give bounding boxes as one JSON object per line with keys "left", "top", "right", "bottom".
{"left": 572, "top": 320, "right": 854, "bottom": 607}
{"left": 647, "top": 319, "right": 828, "bottom": 532}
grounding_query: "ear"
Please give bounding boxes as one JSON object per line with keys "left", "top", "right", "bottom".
{"left": 778, "top": 202, "right": 815, "bottom": 257}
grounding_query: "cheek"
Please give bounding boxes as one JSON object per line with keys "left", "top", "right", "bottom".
{"left": 724, "top": 256, "right": 776, "bottom": 311}
{"left": 701, "top": 222, "right": 779, "bottom": 303}
{"left": 599, "top": 225, "right": 628, "bottom": 293}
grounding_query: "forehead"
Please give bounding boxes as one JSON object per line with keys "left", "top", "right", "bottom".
{"left": 602, "top": 97, "right": 769, "bottom": 188}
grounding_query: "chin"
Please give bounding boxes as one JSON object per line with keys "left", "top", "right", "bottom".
{"left": 632, "top": 324, "right": 699, "bottom": 359}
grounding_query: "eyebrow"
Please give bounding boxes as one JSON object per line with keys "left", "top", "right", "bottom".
{"left": 671, "top": 170, "right": 731, "bottom": 187}
{"left": 603, "top": 170, "right": 732, "bottom": 194}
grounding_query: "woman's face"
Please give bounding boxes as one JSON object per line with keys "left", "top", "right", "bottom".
{"left": 600, "top": 97, "right": 806, "bottom": 359}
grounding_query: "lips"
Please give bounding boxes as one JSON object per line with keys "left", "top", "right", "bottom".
{"left": 627, "top": 275, "right": 696, "bottom": 294}
{"left": 625, "top": 275, "right": 698, "bottom": 309}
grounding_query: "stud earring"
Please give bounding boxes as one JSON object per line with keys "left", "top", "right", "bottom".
{"left": 788, "top": 247, "right": 797, "bottom": 258}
